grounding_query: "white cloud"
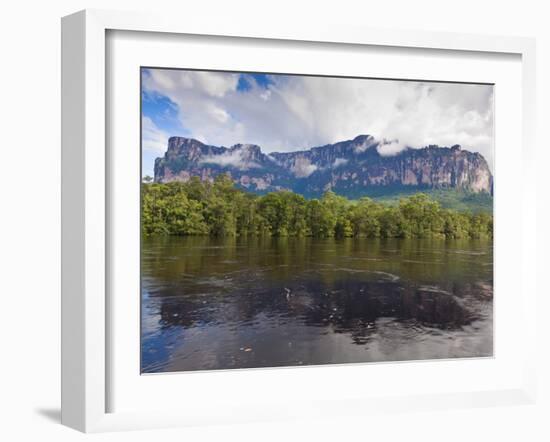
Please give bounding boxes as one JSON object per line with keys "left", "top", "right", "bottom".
{"left": 142, "top": 69, "right": 494, "bottom": 171}
{"left": 142, "top": 116, "right": 169, "bottom": 154}
{"left": 332, "top": 158, "right": 349, "bottom": 168}
{"left": 199, "top": 149, "right": 260, "bottom": 170}
{"left": 353, "top": 135, "right": 377, "bottom": 153}
{"left": 291, "top": 157, "right": 317, "bottom": 178}
{"left": 193, "top": 71, "right": 239, "bottom": 98}
{"left": 207, "top": 104, "right": 230, "bottom": 123}
{"left": 377, "top": 139, "right": 407, "bottom": 157}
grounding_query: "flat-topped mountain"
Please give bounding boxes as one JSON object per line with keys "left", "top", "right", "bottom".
{"left": 153, "top": 135, "right": 493, "bottom": 197}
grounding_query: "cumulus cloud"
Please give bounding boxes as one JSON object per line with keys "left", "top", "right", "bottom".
{"left": 142, "top": 69, "right": 494, "bottom": 171}
{"left": 142, "top": 116, "right": 169, "bottom": 154}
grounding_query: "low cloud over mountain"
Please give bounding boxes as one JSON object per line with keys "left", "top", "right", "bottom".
{"left": 153, "top": 135, "right": 493, "bottom": 198}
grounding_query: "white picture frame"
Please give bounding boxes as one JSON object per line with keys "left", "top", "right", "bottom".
{"left": 61, "top": 9, "right": 537, "bottom": 433}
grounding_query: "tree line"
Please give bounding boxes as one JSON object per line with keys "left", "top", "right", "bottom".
{"left": 142, "top": 175, "right": 493, "bottom": 239}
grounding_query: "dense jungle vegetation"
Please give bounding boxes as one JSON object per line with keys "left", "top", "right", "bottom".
{"left": 141, "top": 175, "right": 493, "bottom": 239}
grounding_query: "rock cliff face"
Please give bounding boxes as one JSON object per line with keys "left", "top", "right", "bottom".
{"left": 153, "top": 135, "right": 493, "bottom": 197}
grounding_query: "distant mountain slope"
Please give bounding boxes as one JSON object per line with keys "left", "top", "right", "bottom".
{"left": 153, "top": 135, "right": 493, "bottom": 199}
{"left": 369, "top": 188, "right": 493, "bottom": 213}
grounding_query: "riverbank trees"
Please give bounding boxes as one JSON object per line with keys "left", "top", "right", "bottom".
{"left": 142, "top": 175, "right": 492, "bottom": 239}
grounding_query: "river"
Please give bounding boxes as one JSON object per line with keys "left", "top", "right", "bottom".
{"left": 141, "top": 236, "right": 493, "bottom": 373}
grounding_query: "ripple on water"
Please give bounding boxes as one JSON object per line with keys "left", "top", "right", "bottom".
{"left": 141, "top": 237, "right": 493, "bottom": 372}
{"left": 452, "top": 250, "right": 487, "bottom": 256}
{"left": 370, "top": 271, "right": 400, "bottom": 282}
{"left": 417, "top": 285, "right": 452, "bottom": 296}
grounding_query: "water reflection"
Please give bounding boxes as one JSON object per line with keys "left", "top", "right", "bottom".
{"left": 141, "top": 236, "right": 493, "bottom": 373}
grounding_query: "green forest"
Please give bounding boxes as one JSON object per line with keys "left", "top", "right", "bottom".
{"left": 141, "top": 175, "right": 493, "bottom": 239}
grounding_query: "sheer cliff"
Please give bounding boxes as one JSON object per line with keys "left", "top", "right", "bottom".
{"left": 153, "top": 135, "right": 493, "bottom": 197}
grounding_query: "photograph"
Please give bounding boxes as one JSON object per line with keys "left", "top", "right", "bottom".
{"left": 1, "top": 0, "right": 545, "bottom": 438}
{"left": 140, "top": 68, "right": 494, "bottom": 374}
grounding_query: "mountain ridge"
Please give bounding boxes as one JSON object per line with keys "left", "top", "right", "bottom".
{"left": 153, "top": 135, "right": 493, "bottom": 198}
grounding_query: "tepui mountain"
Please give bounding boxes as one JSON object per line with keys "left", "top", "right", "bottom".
{"left": 153, "top": 135, "right": 493, "bottom": 198}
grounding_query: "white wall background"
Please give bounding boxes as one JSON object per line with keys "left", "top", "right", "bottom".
{"left": 0, "top": 1, "right": 548, "bottom": 441}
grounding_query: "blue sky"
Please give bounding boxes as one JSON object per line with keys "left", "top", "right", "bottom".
{"left": 141, "top": 84, "right": 183, "bottom": 178}
{"left": 236, "top": 73, "right": 272, "bottom": 92}
{"left": 141, "top": 70, "right": 276, "bottom": 178}
{"left": 141, "top": 68, "right": 494, "bottom": 178}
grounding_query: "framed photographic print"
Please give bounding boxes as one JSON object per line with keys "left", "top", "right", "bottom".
{"left": 140, "top": 68, "right": 495, "bottom": 374}
{"left": 61, "top": 9, "right": 538, "bottom": 432}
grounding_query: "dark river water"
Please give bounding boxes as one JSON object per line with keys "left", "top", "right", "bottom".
{"left": 141, "top": 236, "right": 493, "bottom": 373}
